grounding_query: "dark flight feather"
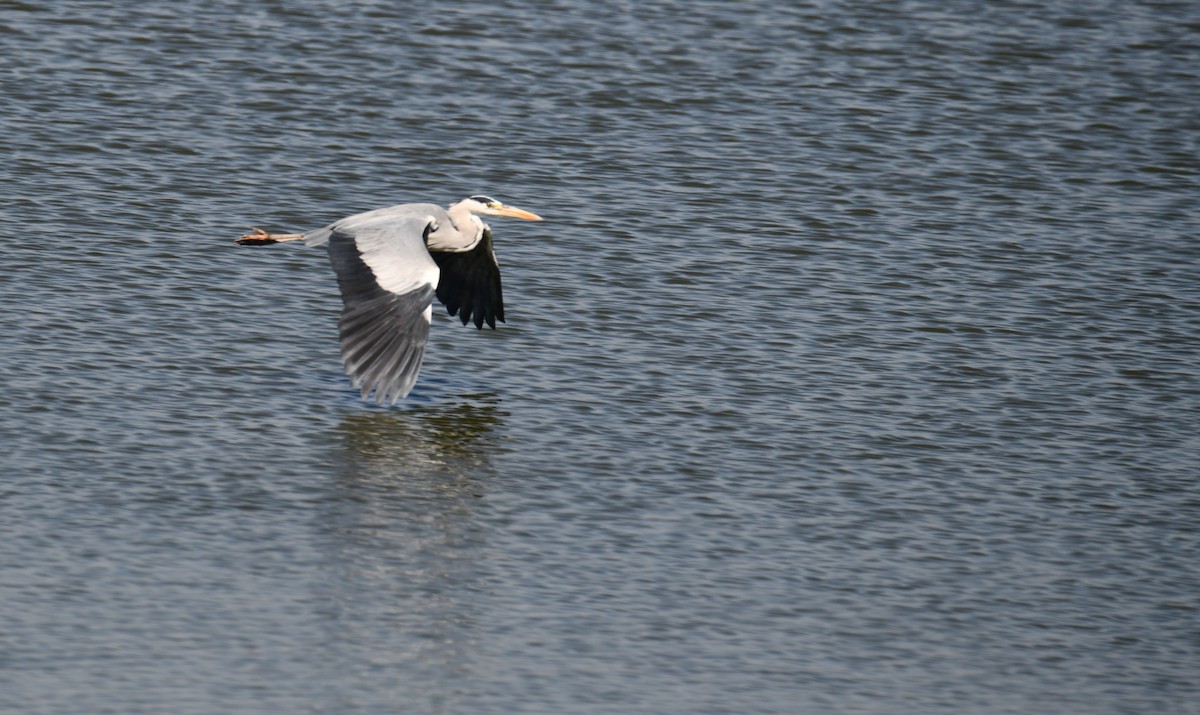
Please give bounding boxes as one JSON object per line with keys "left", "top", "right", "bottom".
{"left": 430, "top": 226, "right": 505, "bottom": 329}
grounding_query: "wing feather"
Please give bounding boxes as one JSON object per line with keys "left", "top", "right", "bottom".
{"left": 327, "top": 220, "right": 440, "bottom": 403}
{"left": 430, "top": 226, "right": 505, "bottom": 330}
{"left": 354, "top": 315, "right": 413, "bottom": 400}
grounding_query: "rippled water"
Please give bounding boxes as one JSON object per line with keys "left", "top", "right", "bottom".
{"left": 2, "top": 1, "right": 1198, "bottom": 713}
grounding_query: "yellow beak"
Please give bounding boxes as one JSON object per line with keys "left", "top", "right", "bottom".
{"left": 489, "top": 204, "right": 543, "bottom": 221}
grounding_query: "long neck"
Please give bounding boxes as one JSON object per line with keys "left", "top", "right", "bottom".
{"left": 447, "top": 200, "right": 477, "bottom": 232}
{"left": 427, "top": 201, "right": 485, "bottom": 252}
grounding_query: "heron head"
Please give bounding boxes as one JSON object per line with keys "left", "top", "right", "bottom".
{"left": 460, "top": 195, "right": 543, "bottom": 221}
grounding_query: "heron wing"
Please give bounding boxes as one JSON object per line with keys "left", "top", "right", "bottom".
{"left": 430, "top": 226, "right": 505, "bottom": 330}
{"left": 327, "top": 215, "right": 441, "bottom": 404}
{"left": 303, "top": 202, "right": 447, "bottom": 248}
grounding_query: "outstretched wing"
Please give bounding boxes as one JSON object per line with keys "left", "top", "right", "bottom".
{"left": 327, "top": 215, "right": 441, "bottom": 404}
{"left": 430, "top": 226, "right": 505, "bottom": 329}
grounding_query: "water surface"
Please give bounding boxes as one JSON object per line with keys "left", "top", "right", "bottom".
{"left": 1, "top": 1, "right": 1198, "bottom": 713}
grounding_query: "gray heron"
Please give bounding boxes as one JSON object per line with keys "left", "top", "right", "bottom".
{"left": 236, "top": 196, "right": 543, "bottom": 404}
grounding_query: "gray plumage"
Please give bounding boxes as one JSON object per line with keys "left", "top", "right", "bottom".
{"left": 237, "top": 196, "right": 543, "bottom": 404}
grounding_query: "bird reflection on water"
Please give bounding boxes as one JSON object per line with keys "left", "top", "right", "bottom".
{"left": 309, "top": 395, "right": 506, "bottom": 711}
{"left": 336, "top": 392, "right": 507, "bottom": 476}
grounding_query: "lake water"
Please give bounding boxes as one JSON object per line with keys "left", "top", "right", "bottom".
{"left": 1, "top": 1, "right": 1198, "bottom": 713}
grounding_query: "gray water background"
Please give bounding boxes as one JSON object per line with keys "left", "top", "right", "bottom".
{"left": 2, "top": 1, "right": 1198, "bottom": 713}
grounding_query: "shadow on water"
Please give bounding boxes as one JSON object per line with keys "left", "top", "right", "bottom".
{"left": 308, "top": 395, "right": 506, "bottom": 710}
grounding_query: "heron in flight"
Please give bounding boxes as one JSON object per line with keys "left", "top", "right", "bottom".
{"left": 236, "top": 196, "right": 543, "bottom": 404}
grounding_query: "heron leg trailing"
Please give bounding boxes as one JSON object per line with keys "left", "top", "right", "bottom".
{"left": 235, "top": 227, "right": 305, "bottom": 245}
